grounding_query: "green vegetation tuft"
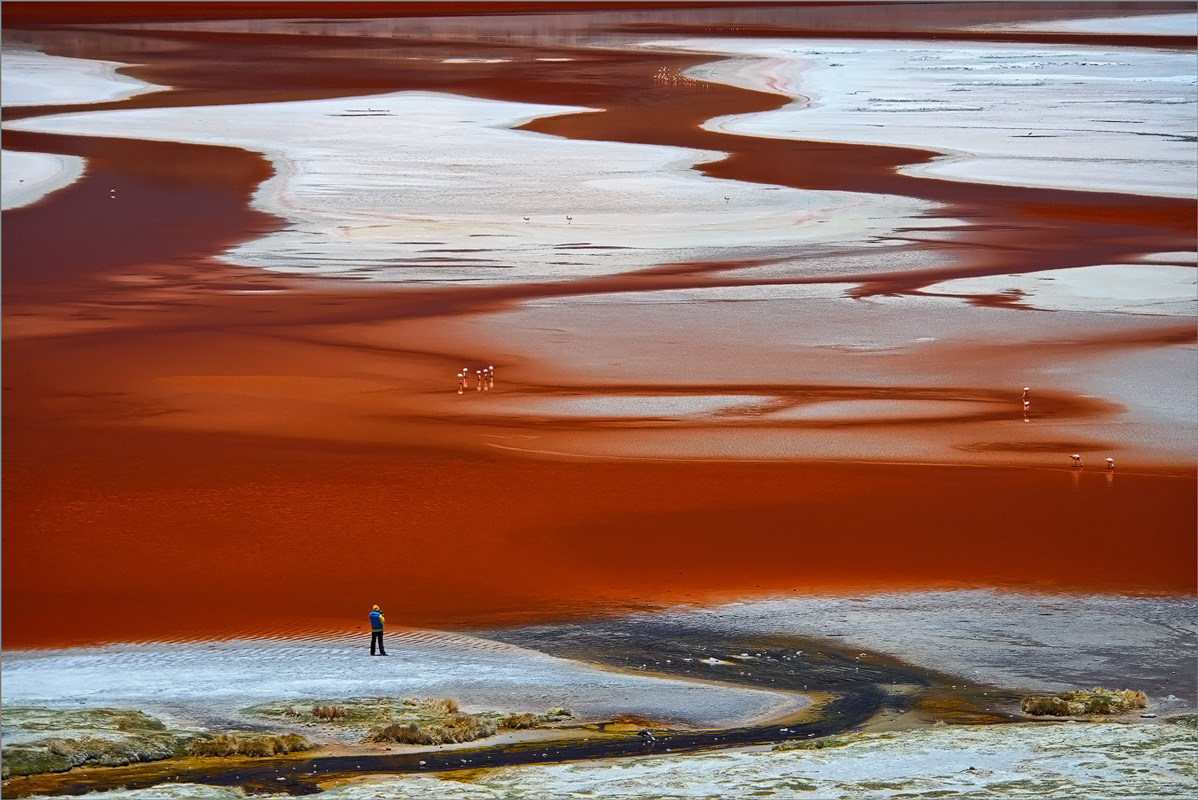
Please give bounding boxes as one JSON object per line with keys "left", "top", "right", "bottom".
{"left": 1, "top": 707, "right": 166, "bottom": 734}
{"left": 1021, "top": 688, "right": 1148, "bottom": 717}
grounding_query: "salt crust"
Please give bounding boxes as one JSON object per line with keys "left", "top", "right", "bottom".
{"left": 968, "top": 12, "right": 1198, "bottom": 36}
{"left": 6, "top": 86, "right": 925, "bottom": 285}
{"left": 656, "top": 37, "right": 1197, "bottom": 198}
{"left": 310, "top": 722, "right": 1196, "bottom": 799}
{"left": 0, "top": 627, "right": 800, "bottom": 731}
{"left": 0, "top": 49, "right": 160, "bottom": 107}
{"left": 924, "top": 264, "right": 1198, "bottom": 317}
{"left": 648, "top": 591, "right": 1198, "bottom": 716}
{"left": 0, "top": 49, "right": 161, "bottom": 209}
{"left": 0, "top": 149, "right": 84, "bottom": 210}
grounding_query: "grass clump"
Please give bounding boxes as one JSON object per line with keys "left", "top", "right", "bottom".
{"left": 242, "top": 697, "right": 574, "bottom": 748}
{"left": 187, "top": 732, "right": 313, "bottom": 758}
{"left": 1021, "top": 688, "right": 1148, "bottom": 717}
{"left": 312, "top": 705, "right": 346, "bottom": 722}
{"left": 246, "top": 697, "right": 459, "bottom": 728}
{"left": 366, "top": 713, "right": 497, "bottom": 745}
{"left": 498, "top": 713, "right": 539, "bottom": 730}
{"left": 425, "top": 698, "right": 459, "bottom": 716}
{"left": 498, "top": 708, "right": 573, "bottom": 730}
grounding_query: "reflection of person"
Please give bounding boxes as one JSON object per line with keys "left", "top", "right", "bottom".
{"left": 369, "top": 605, "right": 387, "bottom": 656}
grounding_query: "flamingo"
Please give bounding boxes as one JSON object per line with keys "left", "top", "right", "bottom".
{"left": 1023, "top": 386, "right": 1030, "bottom": 399}
{"left": 1106, "top": 458, "right": 1115, "bottom": 470}
{"left": 565, "top": 216, "right": 573, "bottom": 224}
{"left": 1070, "top": 454, "right": 1082, "bottom": 467}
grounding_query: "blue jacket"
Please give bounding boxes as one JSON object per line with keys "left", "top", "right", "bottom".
{"left": 370, "top": 610, "right": 384, "bottom": 631}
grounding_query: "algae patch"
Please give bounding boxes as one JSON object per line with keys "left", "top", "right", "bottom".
{"left": 0, "top": 707, "right": 312, "bottom": 778}
{"left": 244, "top": 696, "right": 573, "bottom": 745}
{"left": 1021, "top": 687, "right": 1148, "bottom": 717}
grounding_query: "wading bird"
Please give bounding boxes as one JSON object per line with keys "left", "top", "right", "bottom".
{"left": 1070, "top": 454, "right": 1082, "bottom": 467}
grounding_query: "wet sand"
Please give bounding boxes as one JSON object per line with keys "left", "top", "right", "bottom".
{"left": 3, "top": 3, "right": 1196, "bottom": 652}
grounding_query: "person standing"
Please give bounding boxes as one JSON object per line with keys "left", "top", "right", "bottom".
{"left": 369, "top": 604, "right": 387, "bottom": 656}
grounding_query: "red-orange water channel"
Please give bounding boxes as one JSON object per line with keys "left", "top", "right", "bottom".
{"left": 3, "top": 3, "right": 1195, "bottom": 649}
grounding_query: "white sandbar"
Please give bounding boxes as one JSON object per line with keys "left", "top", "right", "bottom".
{"left": 479, "top": 394, "right": 765, "bottom": 419}
{"left": 1, "top": 49, "right": 163, "bottom": 209}
{"left": 773, "top": 399, "right": 996, "bottom": 421}
{"left": 925, "top": 264, "right": 1198, "bottom": 316}
{"left": 5, "top": 88, "right": 931, "bottom": 285}
{"left": 1, "top": 49, "right": 161, "bottom": 106}
{"left": 970, "top": 12, "right": 1198, "bottom": 36}
{"left": 0, "top": 627, "right": 802, "bottom": 732}
{"left": 1, "top": 149, "right": 85, "bottom": 210}
{"left": 654, "top": 36, "right": 1197, "bottom": 198}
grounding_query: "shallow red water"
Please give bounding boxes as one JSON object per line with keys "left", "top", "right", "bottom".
{"left": 4, "top": 424, "right": 1194, "bottom": 648}
{"left": 3, "top": 3, "right": 1195, "bottom": 649}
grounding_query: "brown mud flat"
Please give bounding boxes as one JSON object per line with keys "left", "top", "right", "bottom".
{"left": 3, "top": 5, "right": 1196, "bottom": 650}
